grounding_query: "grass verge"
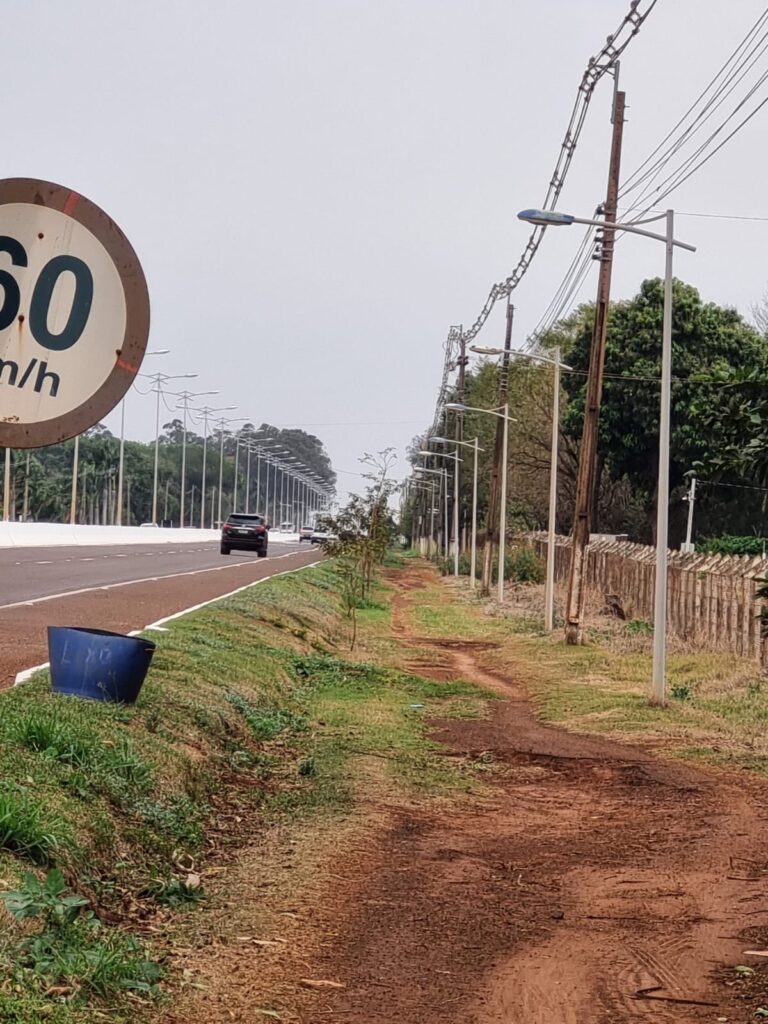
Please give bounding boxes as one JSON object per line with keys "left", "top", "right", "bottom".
{"left": 0, "top": 560, "right": 485, "bottom": 1022}
{"left": 415, "top": 565, "right": 768, "bottom": 775}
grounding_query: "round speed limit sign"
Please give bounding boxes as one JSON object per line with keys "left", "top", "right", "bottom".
{"left": 0, "top": 178, "right": 150, "bottom": 448}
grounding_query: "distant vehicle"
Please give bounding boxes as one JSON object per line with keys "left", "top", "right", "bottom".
{"left": 310, "top": 528, "right": 337, "bottom": 546}
{"left": 298, "top": 525, "right": 314, "bottom": 542}
{"left": 279, "top": 521, "right": 296, "bottom": 533}
{"left": 140, "top": 522, "right": 159, "bottom": 528}
{"left": 221, "top": 513, "right": 269, "bottom": 557}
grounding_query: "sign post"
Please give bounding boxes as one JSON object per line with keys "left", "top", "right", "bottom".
{"left": 0, "top": 178, "right": 149, "bottom": 452}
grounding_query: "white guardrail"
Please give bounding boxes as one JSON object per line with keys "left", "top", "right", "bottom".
{"left": 0, "top": 523, "right": 301, "bottom": 548}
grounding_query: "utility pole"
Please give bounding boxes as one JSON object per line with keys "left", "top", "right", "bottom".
{"left": 564, "top": 80, "right": 626, "bottom": 645}
{"left": 481, "top": 300, "right": 513, "bottom": 595}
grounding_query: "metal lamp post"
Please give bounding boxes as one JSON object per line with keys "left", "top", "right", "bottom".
{"left": 216, "top": 417, "right": 247, "bottom": 527}
{"left": 138, "top": 370, "right": 198, "bottom": 524}
{"left": 518, "top": 207, "right": 696, "bottom": 702}
{"left": 429, "top": 436, "right": 483, "bottom": 590}
{"left": 419, "top": 449, "right": 462, "bottom": 577}
{"left": 445, "top": 403, "right": 516, "bottom": 603}
{"left": 195, "top": 403, "right": 234, "bottom": 528}
{"left": 414, "top": 466, "right": 449, "bottom": 558}
{"left": 470, "top": 345, "right": 571, "bottom": 629}
{"left": 116, "top": 350, "right": 172, "bottom": 525}
{"left": 174, "top": 390, "right": 219, "bottom": 528}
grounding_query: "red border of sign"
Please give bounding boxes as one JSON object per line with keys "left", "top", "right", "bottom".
{"left": 0, "top": 177, "right": 150, "bottom": 448}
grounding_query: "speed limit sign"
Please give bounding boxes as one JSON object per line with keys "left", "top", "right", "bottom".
{"left": 0, "top": 178, "right": 150, "bottom": 448}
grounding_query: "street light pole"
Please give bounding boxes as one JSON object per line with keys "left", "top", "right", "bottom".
{"left": 445, "top": 403, "right": 515, "bottom": 600}
{"left": 518, "top": 206, "right": 695, "bottom": 701}
{"left": 116, "top": 352, "right": 172, "bottom": 527}
{"left": 498, "top": 402, "right": 509, "bottom": 603}
{"left": 544, "top": 350, "right": 561, "bottom": 631}
{"left": 70, "top": 435, "right": 79, "bottom": 526}
{"left": 419, "top": 448, "right": 462, "bottom": 577}
{"left": 652, "top": 209, "right": 675, "bottom": 704}
{"left": 134, "top": 370, "right": 198, "bottom": 526}
{"left": 428, "top": 436, "right": 483, "bottom": 589}
{"left": 470, "top": 346, "right": 569, "bottom": 625}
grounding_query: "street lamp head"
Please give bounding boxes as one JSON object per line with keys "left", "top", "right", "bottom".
{"left": 428, "top": 436, "right": 450, "bottom": 444}
{"left": 517, "top": 208, "right": 575, "bottom": 227}
{"left": 444, "top": 403, "right": 468, "bottom": 412}
{"left": 469, "top": 345, "right": 502, "bottom": 355}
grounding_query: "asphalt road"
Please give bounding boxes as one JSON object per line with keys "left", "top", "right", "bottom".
{"left": 0, "top": 541, "right": 322, "bottom": 689}
{"left": 0, "top": 541, "right": 305, "bottom": 607}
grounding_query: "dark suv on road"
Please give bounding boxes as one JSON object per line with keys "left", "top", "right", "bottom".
{"left": 221, "top": 513, "right": 269, "bottom": 557}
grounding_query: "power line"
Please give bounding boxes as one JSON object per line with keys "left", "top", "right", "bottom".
{"left": 528, "top": 8, "right": 768, "bottom": 351}
{"left": 428, "top": 0, "right": 659, "bottom": 430}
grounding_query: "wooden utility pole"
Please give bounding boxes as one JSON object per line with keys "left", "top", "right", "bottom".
{"left": 564, "top": 84, "right": 626, "bottom": 644}
{"left": 481, "top": 300, "right": 513, "bottom": 595}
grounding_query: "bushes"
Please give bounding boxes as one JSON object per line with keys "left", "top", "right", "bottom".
{"left": 699, "top": 535, "right": 768, "bottom": 556}
{"left": 439, "top": 545, "right": 544, "bottom": 585}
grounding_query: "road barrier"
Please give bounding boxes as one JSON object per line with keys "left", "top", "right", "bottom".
{"left": 529, "top": 533, "right": 768, "bottom": 667}
{"left": 0, "top": 523, "right": 300, "bottom": 548}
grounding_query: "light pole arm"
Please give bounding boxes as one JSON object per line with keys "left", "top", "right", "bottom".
{"left": 570, "top": 215, "right": 696, "bottom": 252}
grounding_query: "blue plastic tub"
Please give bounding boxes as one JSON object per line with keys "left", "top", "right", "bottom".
{"left": 47, "top": 627, "right": 156, "bottom": 704}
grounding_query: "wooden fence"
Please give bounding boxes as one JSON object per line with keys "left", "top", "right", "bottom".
{"left": 529, "top": 534, "right": 768, "bottom": 667}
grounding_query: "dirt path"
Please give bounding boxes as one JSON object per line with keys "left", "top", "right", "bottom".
{"left": 163, "top": 564, "right": 768, "bottom": 1023}
{"left": 289, "top": 567, "right": 768, "bottom": 1023}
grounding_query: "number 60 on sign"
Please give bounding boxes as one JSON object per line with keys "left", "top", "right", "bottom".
{"left": 0, "top": 178, "right": 150, "bottom": 449}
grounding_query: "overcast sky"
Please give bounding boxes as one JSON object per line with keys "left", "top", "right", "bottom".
{"left": 5, "top": 0, "right": 768, "bottom": 499}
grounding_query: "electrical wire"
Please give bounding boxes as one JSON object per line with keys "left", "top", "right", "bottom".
{"left": 526, "top": 7, "right": 768, "bottom": 351}
{"left": 426, "top": 0, "right": 660, "bottom": 432}
{"left": 620, "top": 9, "right": 768, "bottom": 198}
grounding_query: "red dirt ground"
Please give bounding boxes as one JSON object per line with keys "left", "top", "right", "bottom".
{"left": 164, "top": 565, "right": 768, "bottom": 1023}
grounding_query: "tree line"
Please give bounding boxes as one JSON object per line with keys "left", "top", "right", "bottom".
{"left": 404, "top": 277, "right": 768, "bottom": 549}
{"left": 1, "top": 422, "right": 336, "bottom": 527}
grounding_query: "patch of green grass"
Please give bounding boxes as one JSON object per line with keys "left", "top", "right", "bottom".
{"left": 0, "top": 785, "right": 72, "bottom": 864}
{"left": 9, "top": 918, "right": 162, "bottom": 1000}
{"left": 0, "top": 560, "right": 491, "bottom": 1022}
{"left": 8, "top": 711, "right": 98, "bottom": 767}
{"left": 0, "top": 990, "right": 91, "bottom": 1024}
{"left": 227, "top": 691, "right": 308, "bottom": 741}
{"left": 282, "top": 654, "right": 488, "bottom": 805}
{"left": 131, "top": 794, "right": 204, "bottom": 851}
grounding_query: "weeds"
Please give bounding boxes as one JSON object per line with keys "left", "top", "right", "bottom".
{"left": 0, "top": 785, "right": 70, "bottom": 864}
{"left": 0, "top": 869, "right": 88, "bottom": 925}
{"left": 133, "top": 794, "right": 203, "bottom": 849}
{"left": 139, "top": 871, "right": 205, "bottom": 908}
{"left": 0, "top": 869, "right": 162, "bottom": 1002}
{"left": 227, "top": 691, "right": 308, "bottom": 741}
{"left": 8, "top": 713, "right": 97, "bottom": 767}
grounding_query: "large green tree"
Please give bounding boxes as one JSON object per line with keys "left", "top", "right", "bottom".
{"left": 547, "top": 278, "right": 768, "bottom": 542}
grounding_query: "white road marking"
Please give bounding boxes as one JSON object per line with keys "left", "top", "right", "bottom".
{"left": 80, "top": 557, "right": 95, "bottom": 562}
{"left": 13, "top": 555, "right": 321, "bottom": 686}
{"left": 0, "top": 550, "right": 308, "bottom": 611}
{"left": 35, "top": 561, "right": 53, "bottom": 565}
